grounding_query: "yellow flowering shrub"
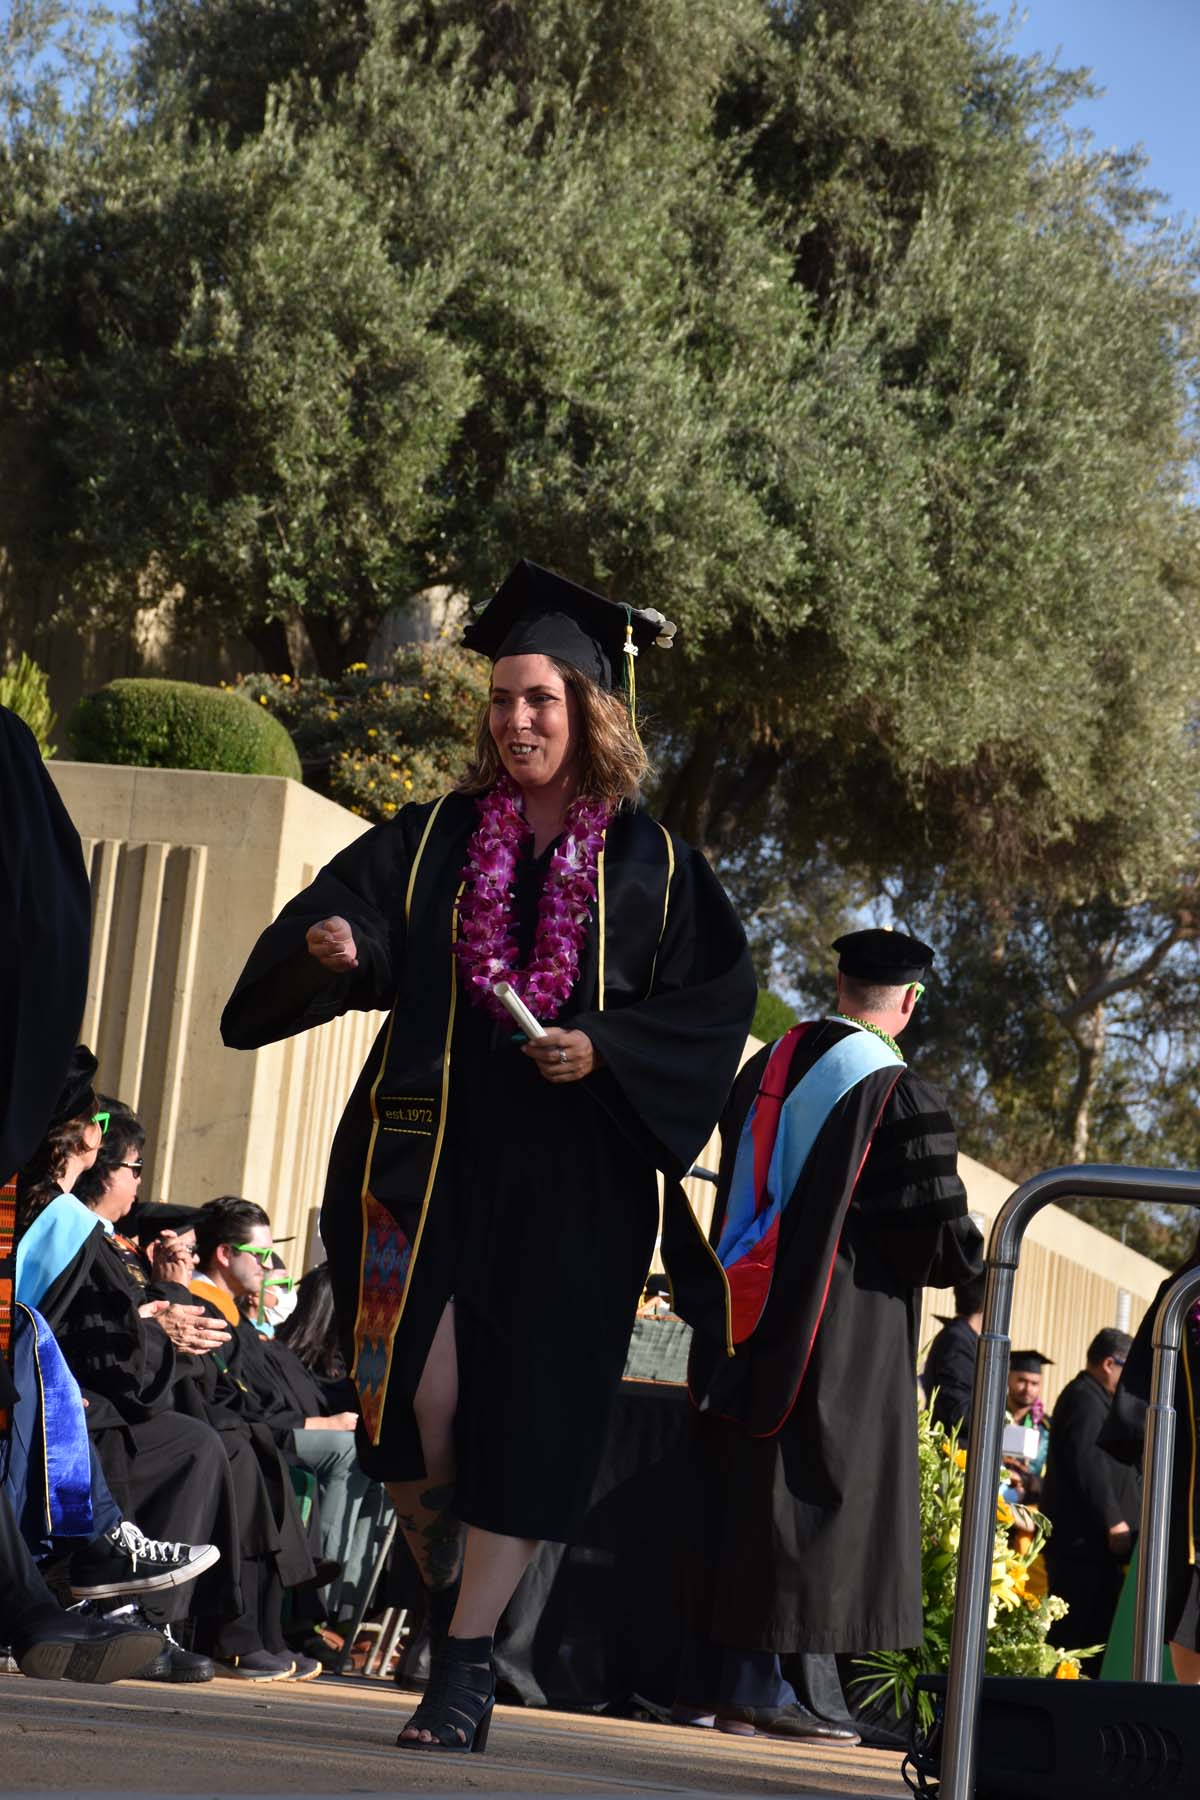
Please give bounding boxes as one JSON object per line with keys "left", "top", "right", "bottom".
{"left": 233, "top": 642, "right": 488, "bottom": 820}
{"left": 853, "top": 1402, "right": 1094, "bottom": 1728}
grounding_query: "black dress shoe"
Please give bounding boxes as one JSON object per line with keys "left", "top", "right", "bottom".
{"left": 720, "top": 1701, "right": 862, "bottom": 1743}
{"left": 12, "top": 1607, "right": 164, "bottom": 1684}
{"left": 141, "top": 1626, "right": 215, "bottom": 1683}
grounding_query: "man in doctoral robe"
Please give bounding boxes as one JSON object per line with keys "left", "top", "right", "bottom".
{"left": 665, "top": 929, "right": 982, "bottom": 1739}
{"left": 1041, "top": 1327, "right": 1138, "bottom": 1673}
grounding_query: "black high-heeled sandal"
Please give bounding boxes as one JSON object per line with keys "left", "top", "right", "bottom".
{"left": 395, "top": 1635, "right": 495, "bottom": 1754}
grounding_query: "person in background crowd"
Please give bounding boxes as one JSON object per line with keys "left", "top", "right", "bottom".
{"left": 1003, "top": 1350, "right": 1052, "bottom": 1504}
{"left": 14, "top": 1068, "right": 226, "bottom": 1589}
{"left": 668, "top": 929, "right": 982, "bottom": 1742}
{"left": 1040, "top": 1327, "right": 1137, "bottom": 1674}
{"left": 921, "top": 1270, "right": 986, "bottom": 1436}
{"left": 221, "top": 563, "right": 755, "bottom": 1754}
{"left": 184, "top": 1195, "right": 336, "bottom": 1680}
{"left": 1103, "top": 1232, "right": 1200, "bottom": 1684}
{"left": 274, "top": 1261, "right": 391, "bottom": 1629}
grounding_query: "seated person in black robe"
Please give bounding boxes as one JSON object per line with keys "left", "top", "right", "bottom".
{"left": 667, "top": 928, "right": 983, "bottom": 1740}
{"left": 921, "top": 1270, "right": 985, "bottom": 1435}
{"left": 17, "top": 1089, "right": 316, "bottom": 1682}
{"left": 1040, "top": 1326, "right": 1137, "bottom": 1674}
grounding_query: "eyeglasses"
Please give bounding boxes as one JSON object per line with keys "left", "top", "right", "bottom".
{"left": 118, "top": 1160, "right": 144, "bottom": 1176}
{"left": 92, "top": 1111, "right": 110, "bottom": 1136}
{"left": 233, "top": 1243, "right": 276, "bottom": 1266}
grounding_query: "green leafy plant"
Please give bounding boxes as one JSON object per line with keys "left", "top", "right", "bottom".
{"left": 233, "top": 641, "right": 489, "bottom": 822}
{"left": 68, "top": 677, "right": 302, "bottom": 779}
{"left": 0, "top": 653, "right": 57, "bottom": 757}
{"left": 751, "top": 989, "right": 797, "bottom": 1043}
{"left": 852, "top": 1402, "right": 1095, "bottom": 1730}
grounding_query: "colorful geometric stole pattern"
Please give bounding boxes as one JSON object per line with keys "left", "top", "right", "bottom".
{"left": 353, "top": 1195, "right": 414, "bottom": 1444}
{"left": 0, "top": 1173, "right": 15, "bottom": 1431}
{"left": 715, "top": 1023, "right": 905, "bottom": 1346}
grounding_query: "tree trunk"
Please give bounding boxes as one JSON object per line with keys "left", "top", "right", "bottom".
{"left": 303, "top": 608, "right": 383, "bottom": 680}
{"left": 243, "top": 615, "right": 295, "bottom": 676}
{"left": 658, "top": 727, "right": 720, "bottom": 849}
{"left": 1063, "top": 1005, "right": 1106, "bottom": 1165}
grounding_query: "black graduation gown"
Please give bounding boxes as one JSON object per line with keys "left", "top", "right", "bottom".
{"left": 921, "top": 1315, "right": 979, "bottom": 1435}
{"left": 221, "top": 792, "right": 754, "bottom": 1540}
{"left": 671, "top": 1022, "right": 982, "bottom": 1654}
{"left": 1040, "top": 1369, "right": 1140, "bottom": 1664}
{"left": 1101, "top": 1274, "right": 1199, "bottom": 1643}
{"left": 0, "top": 706, "right": 91, "bottom": 1187}
{"left": 1, "top": 705, "right": 92, "bottom": 1415}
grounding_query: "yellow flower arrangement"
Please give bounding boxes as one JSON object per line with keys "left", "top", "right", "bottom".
{"left": 854, "top": 1402, "right": 1099, "bottom": 1730}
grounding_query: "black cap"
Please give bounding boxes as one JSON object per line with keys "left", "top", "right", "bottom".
{"left": 130, "top": 1201, "right": 205, "bottom": 1248}
{"left": 832, "top": 929, "right": 933, "bottom": 985}
{"left": 50, "top": 1045, "right": 99, "bottom": 1128}
{"left": 1009, "top": 1349, "right": 1053, "bottom": 1373}
{"left": 461, "top": 560, "right": 676, "bottom": 692}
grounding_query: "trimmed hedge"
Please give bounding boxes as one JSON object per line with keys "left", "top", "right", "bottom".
{"left": 68, "top": 678, "right": 302, "bottom": 781}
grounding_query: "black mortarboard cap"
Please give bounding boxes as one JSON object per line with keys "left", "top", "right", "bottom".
{"left": 832, "top": 928, "right": 934, "bottom": 985}
{"left": 1009, "top": 1349, "right": 1054, "bottom": 1372}
{"left": 50, "top": 1045, "right": 99, "bottom": 1128}
{"left": 130, "top": 1201, "right": 205, "bottom": 1247}
{"left": 461, "top": 560, "right": 676, "bottom": 693}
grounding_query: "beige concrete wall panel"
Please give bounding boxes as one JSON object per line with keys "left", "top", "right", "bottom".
{"left": 47, "top": 764, "right": 382, "bottom": 1242}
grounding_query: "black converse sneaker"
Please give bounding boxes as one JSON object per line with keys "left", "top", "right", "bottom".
{"left": 68, "top": 1522, "right": 220, "bottom": 1599}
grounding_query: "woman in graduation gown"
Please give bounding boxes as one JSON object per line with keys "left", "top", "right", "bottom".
{"left": 222, "top": 560, "right": 756, "bottom": 1751}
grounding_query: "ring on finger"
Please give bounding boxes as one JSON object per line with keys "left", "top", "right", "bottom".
{"left": 557, "top": 1048, "right": 568, "bottom": 1065}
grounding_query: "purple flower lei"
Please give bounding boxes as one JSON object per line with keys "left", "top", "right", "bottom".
{"left": 453, "top": 773, "right": 611, "bottom": 1024}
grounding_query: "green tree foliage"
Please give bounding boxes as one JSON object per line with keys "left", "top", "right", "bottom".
{"left": 751, "top": 988, "right": 797, "bottom": 1044}
{"left": 68, "top": 677, "right": 303, "bottom": 778}
{"left": 233, "top": 640, "right": 489, "bottom": 818}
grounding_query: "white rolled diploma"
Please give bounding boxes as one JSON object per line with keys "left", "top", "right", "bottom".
{"left": 492, "top": 980, "right": 548, "bottom": 1041}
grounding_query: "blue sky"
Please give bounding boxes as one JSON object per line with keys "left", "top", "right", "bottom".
{"left": 1007, "top": 0, "right": 1199, "bottom": 225}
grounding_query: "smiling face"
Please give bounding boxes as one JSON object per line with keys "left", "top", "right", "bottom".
{"left": 488, "top": 654, "right": 581, "bottom": 794}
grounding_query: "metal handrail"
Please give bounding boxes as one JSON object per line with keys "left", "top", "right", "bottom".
{"left": 939, "top": 1164, "right": 1200, "bottom": 1800}
{"left": 1131, "top": 1263, "right": 1200, "bottom": 1681}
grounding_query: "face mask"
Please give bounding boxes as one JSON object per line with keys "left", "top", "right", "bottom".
{"left": 268, "top": 1282, "right": 299, "bottom": 1325}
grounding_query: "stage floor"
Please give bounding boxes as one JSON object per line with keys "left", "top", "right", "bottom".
{"left": 0, "top": 1669, "right": 908, "bottom": 1798}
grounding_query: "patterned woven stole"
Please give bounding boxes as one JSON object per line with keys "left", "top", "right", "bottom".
{"left": 0, "top": 1173, "right": 16, "bottom": 1431}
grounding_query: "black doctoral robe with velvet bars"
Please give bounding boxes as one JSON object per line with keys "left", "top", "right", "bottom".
{"left": 668, "top": 1020, "right": 982, "bottom": 1653}
{"left": 221, "top": 792, "right": 754, "bottom": 1542}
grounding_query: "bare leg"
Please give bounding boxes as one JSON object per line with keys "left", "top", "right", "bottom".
{"left": 450, "top": 1525, "right": 538, "bottom": 1638}
{"left": 386, "top": 1302, "right": 463, "bottom": 1594}
{"left": 1169, "top": 1641, "right": 1200, "bottom": 1682}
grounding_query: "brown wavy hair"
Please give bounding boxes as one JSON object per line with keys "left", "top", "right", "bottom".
{"left": 16, "top": 1089, "right": 99, "bottom": 1235}
{"left": 456, "top": 659, "right": 650, "bottom": 805}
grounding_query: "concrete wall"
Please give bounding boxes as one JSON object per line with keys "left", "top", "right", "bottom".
{"left": 48, "top": 762, "right": 386, "bottom": 1262}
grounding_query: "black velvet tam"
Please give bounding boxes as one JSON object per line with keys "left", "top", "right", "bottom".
{"left": 831, "top": 928, "right": 933, "bottom": 985}
{"left": 462, "top": 559, "right": 674, "bottom": 690}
